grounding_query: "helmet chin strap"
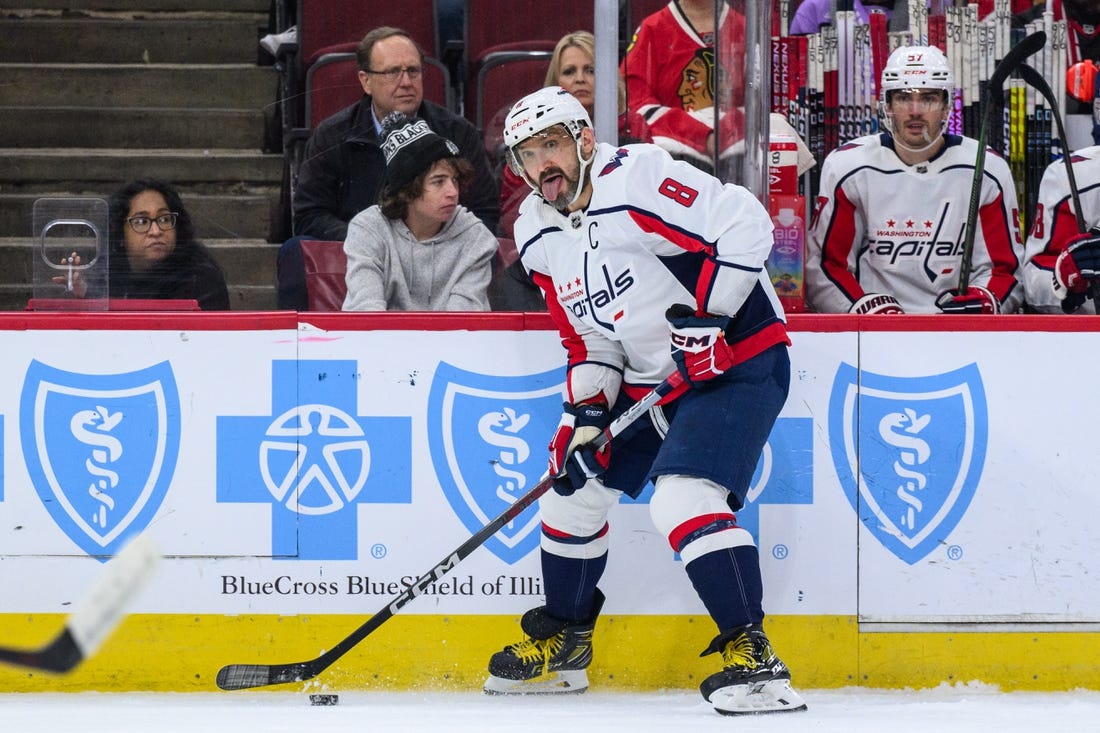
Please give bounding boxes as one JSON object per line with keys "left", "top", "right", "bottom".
{"left": 564, "top": 134, "right": 596, "bottom": 209}
{"left": 888, "top": 116, "right": 947, "bottom": 155}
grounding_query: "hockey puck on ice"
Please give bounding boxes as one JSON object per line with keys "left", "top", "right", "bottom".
{"left": 309, "top": 694, "right": 339, "bottom": 706}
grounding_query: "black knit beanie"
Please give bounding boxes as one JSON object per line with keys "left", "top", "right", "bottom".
{"left": 379, "top": 112, "right": 461, "bottom": 198}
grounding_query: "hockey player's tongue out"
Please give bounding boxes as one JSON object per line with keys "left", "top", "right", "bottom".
{"left": 541, "top": 172, "right": 564, "bottom": 202}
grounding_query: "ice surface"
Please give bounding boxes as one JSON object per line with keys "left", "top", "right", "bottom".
{"left": 2, "top": 683, "right": 1098, "bottom": 732}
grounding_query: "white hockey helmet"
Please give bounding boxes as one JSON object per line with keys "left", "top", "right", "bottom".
{"left": 879, "top": 46, "right": 954, "bottom": 145}
{"left": 880, "top": 45, "right": 955, "bottom": 103}
{"left": 503, "top": 85, "right": 592, "bottom": 150}
{"left": 503, "top": 86, "right": 595, "bottom": 204}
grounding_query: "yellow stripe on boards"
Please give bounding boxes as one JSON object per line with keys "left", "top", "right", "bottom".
{"left": 1, "top": 614, "right": 1095, "bottom": 692}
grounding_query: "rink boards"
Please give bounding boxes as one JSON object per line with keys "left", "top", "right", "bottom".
{"left": 0, "top": 312, "right": 1097, "bottom": 692}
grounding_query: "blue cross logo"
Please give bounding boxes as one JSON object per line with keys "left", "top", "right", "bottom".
{"left": 216, "top": 360, "right": 412, "bottom": 560}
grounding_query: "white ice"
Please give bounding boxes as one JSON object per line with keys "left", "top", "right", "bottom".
{"left": 2, "top": 684, "right": 1099, "bottom": 732}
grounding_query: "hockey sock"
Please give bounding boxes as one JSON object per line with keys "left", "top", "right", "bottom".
{"left": 684, "top": 546, "right": 765, "bottom": 631}
{"left": 541, "top": 549, "right": 607, "bottom": 622}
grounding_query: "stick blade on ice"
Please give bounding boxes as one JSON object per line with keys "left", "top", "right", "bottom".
{"left": 216, "top": 662, "right": 315, "bottom": 691}
{"left": 0, "top": 534, "right": 161, "bottom": 673}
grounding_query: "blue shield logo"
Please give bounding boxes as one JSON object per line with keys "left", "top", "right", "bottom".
{"left": 829, "top": 363, "right": 987, "bottom": 565}
{"left": 428, "top": 363, "right": 564, "bottom": 564}
{"left": 21, "top": 360, "right": 180, "bottom": 559}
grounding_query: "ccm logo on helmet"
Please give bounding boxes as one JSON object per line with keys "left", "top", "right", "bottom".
{"left": 509, "top": 118, "right": 532, "bottom": 132}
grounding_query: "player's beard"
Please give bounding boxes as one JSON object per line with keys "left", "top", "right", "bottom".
{"left": 539, "top": 164, "right": 581, "bottom": 210}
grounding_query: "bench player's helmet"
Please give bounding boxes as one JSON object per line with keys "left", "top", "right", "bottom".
{"left": 879, "top": 45, "right": 954, "bottom": 139}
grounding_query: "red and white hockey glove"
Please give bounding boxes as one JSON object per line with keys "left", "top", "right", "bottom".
{"left": 935, "top": 286, "right": 1001, "bottom": 314}
{"left": 1054, "top": 231, "right": 1100, "bottom": 313}
{"left": 848, "top": 293, "right": 905, "bottom": 314}
{"left": 548, "top": 399, "right": 611, "bottom": 496}
{"left": 666, "top": 303, "right": 735, "bottom": 388}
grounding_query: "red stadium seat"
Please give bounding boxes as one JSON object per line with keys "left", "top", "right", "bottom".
{"left": 462, "top": 0, "right": 594, "bottom": 158}
{"left": 472, "top": 41, "right": 555, "bottom": 159}
{"left": 300, "top": 240, "right": 347, "bottom": 312}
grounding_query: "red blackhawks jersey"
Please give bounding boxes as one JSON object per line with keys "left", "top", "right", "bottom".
{"left": 515, "top": 142, "right": 788, "bottom": 404}
{"left": 621, "top": 1, "right": 744, "bottom": 158}
{"left": 1023, "top": 145, "right": 1100, "bottom": 314}
{"left": 806, "top": 133, "right": 1025, "bottom": 314}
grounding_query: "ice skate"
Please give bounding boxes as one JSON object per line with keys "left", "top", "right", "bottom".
{"left": 483, "top": 592, "right": 603, "bottom": 695}
{"left": 698, "top": 624, "right": 807, "bottom": 715}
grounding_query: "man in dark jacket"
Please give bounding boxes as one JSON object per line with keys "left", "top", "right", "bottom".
{"left": 278, "top": 26, "right": 500, "bottom": 309}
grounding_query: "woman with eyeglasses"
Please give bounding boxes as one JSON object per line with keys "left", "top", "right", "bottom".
{"left": 60, "top": 178, "right": 230, "bottom": 310}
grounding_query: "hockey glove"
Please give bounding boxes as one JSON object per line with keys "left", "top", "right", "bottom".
{"left": 934, "top": 286, "right": 1001, "bottom": 315}
{"left": 1054, "top": 231, "right": 1100, "bottom": 313}
{"left": 548, "top": 399, "right": 611, "bottom": 496}
{"left": 666, "top": 303, "right": 735, "bottom": 388}
{"left": 848, "top": 293, "right": 905, "bottom": 314}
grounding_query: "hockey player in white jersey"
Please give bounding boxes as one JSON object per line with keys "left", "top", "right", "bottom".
{"left": 806, "top": 45, "right": 1025, "bottom": 314}
{"left": 1023, "top": 144, "right": 1100, "bottom": 313}
{"left": 482, "top": 86, "right": 806, "bottom": 716}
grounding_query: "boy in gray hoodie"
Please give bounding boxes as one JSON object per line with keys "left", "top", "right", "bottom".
{"left": 342, "top": 113, "right": 499, "bottom": 311}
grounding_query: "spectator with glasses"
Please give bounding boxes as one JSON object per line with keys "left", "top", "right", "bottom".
{"left": 278, "top": 25, "right": 499, "bottom": 310}
{"left": 59, "top": 178, "right": 230, "bottom": 309}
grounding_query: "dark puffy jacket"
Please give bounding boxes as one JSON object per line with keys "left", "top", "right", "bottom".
{"left": 292, "top": 95, "right": 500, "bottom": 239}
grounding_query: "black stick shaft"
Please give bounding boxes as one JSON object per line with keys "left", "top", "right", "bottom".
{"left": 1017, "top": 63, "right": 1085, "bottom": 233}
{"left": 959, "top": 30, "right": 1046, "bottom": 292}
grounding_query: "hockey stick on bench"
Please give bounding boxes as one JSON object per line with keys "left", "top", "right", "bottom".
{"left": 1016, "top": 61, "right": 1100, "bottom": 312}
{"left": 216, "top": 370, "right": 686, "bottom": 691}
{"left": 1016, "top": 62, "right": 1085, "bottom": 233}
{"left": 958, "top": 29, "right": 1046, "bottom": 292}
{"left": 0, "top": 534, "right": 161, "bottom": 673}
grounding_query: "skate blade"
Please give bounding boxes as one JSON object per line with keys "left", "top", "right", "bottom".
{"left": 711, "top": 679, "right": 808, "bottom": 716}
{"left": 483, "top": 670, "right": 589, "bottom": 695}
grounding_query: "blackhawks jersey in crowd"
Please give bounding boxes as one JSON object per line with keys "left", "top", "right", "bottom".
{"left": 620, "top": 1, "right": 745, "bottom": 160}
{"left": 806, "top": 132, "right": 1025, "bottom": 313}
{"left": 515, "top": 142, "right": 788, "bottom": 405}
{"left": 1023, "top": 144, "right": 1100, "bottom": 314}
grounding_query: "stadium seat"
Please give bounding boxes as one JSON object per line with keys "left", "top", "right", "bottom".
{"left": 496, "top": 236, "right": 519, "bottom": 271}
{"left": 300, "top": 240, "right": 348, "bottom": 312}
{"left": 471, "top": 41, "right": 555, "bottom": 163}
{"left": 462, "top": 0, "right": 594, "bottom": 163}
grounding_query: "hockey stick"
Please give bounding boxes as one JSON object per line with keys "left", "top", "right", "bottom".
{"left": 1016, "top": 62, "right": 1085, "bottom": 232}
{"left": 0, "top": 534, "right": 160, "bottom": 673}
{"left": 1016, "top": 61, "right": 1100, "bottom": 312}
{"left": 215, "top": 370, "right": 687, "bottom": 691}
{"left": 958, "top": 29, "right": 1046, "bottom": 292}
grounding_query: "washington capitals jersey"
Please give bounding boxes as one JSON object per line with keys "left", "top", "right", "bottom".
{"left": 1023, "top": 145, "right": 1100, "bottom": 314}
{"left": 806, "top": 133, "right": 1024, "bottom": 313}
{"left": 515, "top": 142, "right": 788, "bottom": 400}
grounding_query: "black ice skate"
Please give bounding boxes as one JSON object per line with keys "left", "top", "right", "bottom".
{"left": 698, "top": 624, "right": 807, "bottom": 715}
{"left": 483, "top": 591, "right": 603, "bottom": 695}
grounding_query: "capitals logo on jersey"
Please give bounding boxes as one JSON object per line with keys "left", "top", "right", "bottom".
{"left": 427, "top": 363, "right": 564, "bottom": 564}
{"left": 559, "top": 239, "right": 637, "bottom": 327}
{"left": 20, "top": 359, "right": 180, "bottom": 559}
{"left": 828, "top": 362, "right": 988, "bottom": 565}
{"left": 868, "top": 200, "right": 965, "bottom": 283}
